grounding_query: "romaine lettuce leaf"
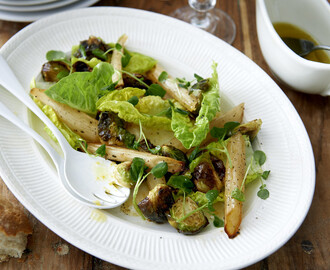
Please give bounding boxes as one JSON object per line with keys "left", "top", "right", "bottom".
{"left": 123, "top": 51, "right": 157, "bottom": 74}
{"left": 135, "top": 96, "right": 171, "bottom": 115}
{"left": 71, "top": 56, "right": 102, "bottom": 68}
{"left": 171, "top": 62, "right": 220, "bottom": 149}
{"left": 44, "top": 62, "right": 115, "bottom": 115}
{"left": 97, "top": 87, "right": 145, "bottom": 103}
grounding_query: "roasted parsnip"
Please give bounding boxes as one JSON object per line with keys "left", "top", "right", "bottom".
{"left": 30, "top": 88, "right": 99, "bottom": 142}
{"left": 224, "top": 132, "right": 246, "bottom": 238}
{"left": 111, "top": 34, "right": 128, "bottom": 88}
{"left": 87, "top": 143, "right": 185, "bottom": 174}
{"left": 146, "top": 64, "right": 200, "bottom": 112}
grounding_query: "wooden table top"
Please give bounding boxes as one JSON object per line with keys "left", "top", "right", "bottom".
{"left": 0, "top": 0, "right": 329, "bottom": 269}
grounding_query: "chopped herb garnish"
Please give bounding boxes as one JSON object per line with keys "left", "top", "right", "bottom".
{"left": 115, "top": 43, "right": 122, "bottom": 51}
{"left": 79, "top": 44, "right": 87, "bottom": 59}
{"left": 121, "top": 50, "right": 131, "bottom": 67}
{"left": 194, "top": 73, "right": 204, "bottom": 82}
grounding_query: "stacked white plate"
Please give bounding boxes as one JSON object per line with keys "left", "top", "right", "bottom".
{"left": 0, "top": 0, "right": 100, "bottom": 22}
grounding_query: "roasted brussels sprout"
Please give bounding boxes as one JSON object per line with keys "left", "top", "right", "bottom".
{"left": 168, "top": 197, "right": 208, "bottom": 234}
{"left": 192, "top": 161, "right": 223, "bottom": 193}
{"left": 41, "top": 61, "right": 70, "bottom": 82}
{"left": 191, "top": 78, "right": 210, "bottom": 92}
{"left": 72, "top": 61, "right": 93, "bottom": 72}
{"left": 122, "top": 73, "right": 152, "bottom": 89}
{"left": 138, "top": 184, "right": 174, "bottom": 223}
{"left": 73, "top": 36, "right": 110, "bottom": 60}
{"left": 210, "top": 154, "right": 226, "bottom": 182}
{"left": 98, "top": 111, "right": 135, "bottom": 147}
{"left": 161, "top": 145, "right": 188, "bottom": 163}
{"left": 114, "top": 161, "right": 134, "bottom": 188}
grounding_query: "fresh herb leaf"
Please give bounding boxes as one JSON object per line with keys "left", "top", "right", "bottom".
{"left": 224, "top": 121, "right": 240, "bottom": 136}
{"left": 213, "top": 215, "right": 224, "bottom": 228}
{"left": 210, "top": 127, "right": 227, "bottom": 141}
{"left": 79, "top": 44, "right": 87, "bottom": 59}
{"left": 194, "top": 73, "right": 204, "bottom": 82}
{"left": 158, "top": 71, "right": 168, "bottom": 82}
{"left": 46, "top": 50, "right": 67, "bottom": 62}
{"left": 262, "top": 170, "right": 270, "bottom": 180}
{"left": 254, "top": 150, "right": 267, "bottom": 166}
{"left": 146, "top": 84, "right": 166, "bottom": 97}
{"left": 257, "top": 187, "right": 269, "bottom": 200}
{"left": 151, "top": 162, "right": 168, "bottom": 178}
{"left": 174, "top": 108, "right": 189, "bottom": 115}
{"left": 231, "top": 187, "right": 245, "bottom": 202}
{"left": 127, "top": 96, "right": 139, "bottom": 106}
{"left": 188, "top": 147, "right": 202, "bottom": 163}
{"left": 115, "top": 43, "right": 122, "bottom": 51}
{"left": 95, "top": 144, "right": 106, "bottom": 157}
{"left": 129, "top": 157, "right": 146, "bottom": 182}
{"left": 92, "top": 48, "right": 107, "bottom": 60}
{"left": 167, "top": 175, "right": 194, "bottom": 193}
{"left": 206, "top": 190, "right": 219, "bottom": 211}
{"left": 121, "top": 50, "right": 131, "bottom": 67}
{"left": 191, "top": 79, "right": 209, "bottom": 92}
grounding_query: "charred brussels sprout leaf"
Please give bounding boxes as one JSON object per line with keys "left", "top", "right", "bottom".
{"left": 114, "top": 161, "right": 135, "bottom": 188}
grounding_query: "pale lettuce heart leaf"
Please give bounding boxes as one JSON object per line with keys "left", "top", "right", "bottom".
{"left": 71, "top": 56, "right": 102, "bottom": 68}
{"left": 123, "top": 51, "right": 157, "bottom": 74}
{"left": 135, "top": 96, "right": 171, "bottom": 115}
{"left": 97, "top": 87, "right": 145, "bottom": 104}
{"left": 97, "top": 100, "right": 172, "bottom": 130}
{"left": 171, "top": 62, "right": 221, "bottom": 149}
{"left": 44, "top": 62, "right": 115, "bottom": 115}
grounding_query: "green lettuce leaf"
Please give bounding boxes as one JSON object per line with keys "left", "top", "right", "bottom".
{"left": 171, "top": 62, "right": 220, "bottom": 149}
{"left": 44, "top": 62, "right": 115, "bottom": 115}
{"left": 135, "top": 96, "right": 171, "bottom": 115}
{"left": 71, "top": 56, "right": 102, "bottom": 68}
{"left": 189, "top": 191, "right": 224, "bottom": 205}
{"left": 97, "top": 87, "right": 145, "bottom": 103}
{"left": 123, "top": 51, "right": 157, "bottom": 74}
{"left": 97, "top": 91, "right": 172, "bottom": 130}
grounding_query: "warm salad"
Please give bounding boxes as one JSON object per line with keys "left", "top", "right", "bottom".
{"left": 30, "top": 35, "right": 270, "bottom": 238}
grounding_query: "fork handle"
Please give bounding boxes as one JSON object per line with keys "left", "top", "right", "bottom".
{"left": 0, "top": 100, "right": 62, "bottom": 170}
{"left": 313, "top": 45, "right": 330, "bottom": 52}
{"left": 0, "top": 55, "right": 72, "bottom": 155}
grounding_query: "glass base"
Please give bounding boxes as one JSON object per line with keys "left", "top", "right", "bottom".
{"left": 170, "top": 6, "right": 236, "bottom": 44}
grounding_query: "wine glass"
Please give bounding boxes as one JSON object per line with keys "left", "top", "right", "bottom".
{"left": 171, "top": 0, "right": 236, "bottom": 44}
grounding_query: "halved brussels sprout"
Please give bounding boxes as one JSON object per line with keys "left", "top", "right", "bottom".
{"left": 168, "top": 197, "right": 208, "bottom": 235}
{"left": 161, "top": 145, "right": 188, "bottom": 163}
{"left": 114, "top": 161, "right": 134, "bottom": 188}
{"left": 138, "top": 184, "right": 174, "bottom": 223}
{"left": 41, "top": 61, "right": 70, "bottom": 82}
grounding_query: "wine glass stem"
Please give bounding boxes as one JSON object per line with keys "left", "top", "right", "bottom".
{"left": 191, "top": 11, "right": 211, "bottom": 29}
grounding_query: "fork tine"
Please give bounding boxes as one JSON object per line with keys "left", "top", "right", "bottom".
{"left": 93, "top": 193, "right": 118, "bottom": 204}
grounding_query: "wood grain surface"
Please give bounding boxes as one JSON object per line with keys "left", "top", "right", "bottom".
{"left": 0, "top": 0, "right": 329, "bottom": 269}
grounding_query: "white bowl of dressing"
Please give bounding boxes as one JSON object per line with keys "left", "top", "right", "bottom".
{"left": 256, "top": 0, "right": 330, "bottom": 95}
